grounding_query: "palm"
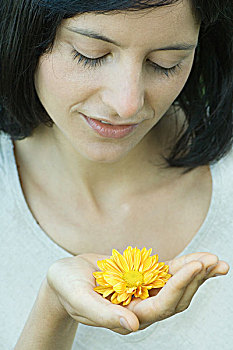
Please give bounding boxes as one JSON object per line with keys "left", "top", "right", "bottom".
{"left": 48, "top": 252, "right": 228, "bottom": 334}
{"left": 81, "top": 252, "right": 229, "bottom": 331}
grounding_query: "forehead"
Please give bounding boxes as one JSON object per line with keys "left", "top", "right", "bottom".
{"left": 60, "top": 1, "right": 200, "bottom": 49}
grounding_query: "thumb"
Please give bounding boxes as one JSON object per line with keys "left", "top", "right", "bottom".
{"left": 69, "top": 288, "right": 140, "bottom": 332}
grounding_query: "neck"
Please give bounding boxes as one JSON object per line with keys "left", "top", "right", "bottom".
{"left": 13, "top": 107, "right": 183, "bottom": 209}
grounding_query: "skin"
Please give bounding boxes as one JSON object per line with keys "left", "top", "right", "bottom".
{"left": 13, "top": 2, "right": 230, "bottom": 343}
{"left": 17, "top": 0, "right": 201, "bottom": 208}
{"left": 44, "top": 251, "right": 229, "bottom": 335}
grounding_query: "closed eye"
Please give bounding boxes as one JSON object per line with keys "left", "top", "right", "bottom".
{"left": 71, "top": 49, "right": 183, "bottom": 78}
{"left": 72, "top": 49, "right": 108, "bottom": 68}
{"left": 148, "top": 60, "right": 182, "bottom": 77}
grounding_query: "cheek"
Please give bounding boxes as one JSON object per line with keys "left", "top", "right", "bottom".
{"left": 147, "top": 66, "right": 193, "bottom": 121}
{"left": 155, "top": 61, "right": 194, "bottom": 105}
{"left": 34, "top": 55, "right": 97, "bottom": 113}
{"left": 149, "top": 75, "right": 187, "bottom": 111}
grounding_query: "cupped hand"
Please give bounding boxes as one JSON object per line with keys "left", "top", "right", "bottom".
{"left": 125, "top": 252, "right": 229, "bottom": 330}
{"left": 46, "top": 254, "right": 140, "bottom": 335}
{"left": 46, "top": 252, "right": 229, "bottom": 335}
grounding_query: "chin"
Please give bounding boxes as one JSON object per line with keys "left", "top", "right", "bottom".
{"left": 85, "top": 151, "right": 128, "bottom": 164}
{"left": 80, "top": 142, "right": 133, "bottom": 163}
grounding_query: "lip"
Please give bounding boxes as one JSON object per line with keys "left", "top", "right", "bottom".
{"left": 81, "top": 114, "right": 139, "bottom": 126}
{"left": 81, "top": 113, "right": 140, "bottom": 139}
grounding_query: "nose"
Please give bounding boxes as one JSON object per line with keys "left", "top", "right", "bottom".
{"left": 101, "top": 63, "right": 145, "bottom": 120}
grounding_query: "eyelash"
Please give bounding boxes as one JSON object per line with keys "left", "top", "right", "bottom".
{"left": 71, "top": 49, "right": 182, "bottom": 78}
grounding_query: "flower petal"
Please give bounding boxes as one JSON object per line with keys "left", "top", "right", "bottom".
{"left": 117, "top": 292, "right": 130, "bottom": 303}
{"left": 103, "top": 288, "right": 114, "bottom": 298}
{"left": 141, "top": 248, "right": 152, "bottom": 264}
{"left": 158, "top": 262, "right": 165, "bottom": 270}
{"left": 134, "top": 286, "right": 142, "bottom": 297}
{"left": 113, "top": 281, "right": 127, "bottom": 293}
{"left": 133, "top": 247, "right": 141, "bottom": 271}
{"left": 93, "top": 271, "right": 104, "bottom": 278}
{"left": 144, "top": 274, "right": 159, "bottom": 285}
{"left": 142, "top": 256, "right": 153, "bottom": 272}
{"left": 122, "top": 295, "right": 132, "bottom": 306}
{"left": 111, "top": 292, "right": 120, "bottom": 304}
{"left": 126, "top": 287, "right": 136, "bottom": 294}
{"left": 146, "top": 262, "right": 159, "bottom": 274}
{"left": 123, "top": 247, "right": 134, "bottom": 270}
{"left": 95, "top": 279, "right": 110, "bottom": 287}
{"left": 151, "top": 280, "right": 166, "bottom": 288}
{"left": 112, "top": 249, "right": 130, "bottom": 272}
{"left": 103, "top": 273, "right": 123, "bottom": 286}
{"left": 143, "top": 272, "right": 154, "bottom": 284}
{"left": 159, "top": 271, "right": 169, "bottom": 277}
{"left": 140, "top": 287, "right": 150, "bottom": 299}
{"left": 97, "top": 260, "right": 109, "bottom": 271}
{"left": 104, "top": 259, "right": 123, "bottom": 274}
{"left": 144, "top": 285, "right": 154, "bottom": 290}
{"left": 94, "top": 286, "right": 109, "bottom": 294}
{"left": 140, "top": 247, "right": 147, "bottom": 261}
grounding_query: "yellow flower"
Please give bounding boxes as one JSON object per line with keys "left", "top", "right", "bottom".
{"left": 93, "top": 246, "right": 171, "bottom": 306}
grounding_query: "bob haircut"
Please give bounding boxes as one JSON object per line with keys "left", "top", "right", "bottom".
{"left": 0, "top": 0, "right": 232, "bottom": 170}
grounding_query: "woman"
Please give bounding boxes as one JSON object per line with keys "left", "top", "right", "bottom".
{"left": 0, "top": 0, "right": 232, "bottom": 349}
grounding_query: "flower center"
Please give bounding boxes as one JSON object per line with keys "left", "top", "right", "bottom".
{"left": 122, "top": 271, "right": 144, "bottom": 287}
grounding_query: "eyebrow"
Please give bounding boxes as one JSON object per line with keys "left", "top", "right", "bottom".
{"left": 65, "top": 26, "right": 197, "bottom": 51}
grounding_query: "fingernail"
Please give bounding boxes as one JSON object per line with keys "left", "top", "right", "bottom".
{"left": 120, "top": 317, "right": 133, "bottom": 331}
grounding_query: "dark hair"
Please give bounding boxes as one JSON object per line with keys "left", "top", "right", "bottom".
{"left": 0, "top": 0, "right": 232, "bottom": 169}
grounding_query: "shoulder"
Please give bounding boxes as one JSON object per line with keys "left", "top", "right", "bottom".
{"left": 213, "top": 146, "right": 233, "bottom": 176}
{"left": 0, "top": 132, "right": 12, "bottom": 208}
{"left": 0, "top": 131, "right": 7, "bottom": 169}
{"left": 0, "top": 131, "right": 12, "bottom": 177}
{"left": 210, "top": 146, "right": 233, "bottom": 208}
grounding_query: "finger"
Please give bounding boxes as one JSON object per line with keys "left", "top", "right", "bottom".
{"left": 50, "top": 256, "right": 140, "bottom": 333}
{"left": 174, "top": 255, "right": 213, "bottom": 313}
{"left": 130, "top": 260, "right": 203, "bottom": 324}
{"left": 166, "top": 252, "right": 219, "bottom": 275}
{"left": 206, "top": 260, "right": 230, "bottom": 278}
{"left": 175, "top": 259, "right": 230, "bottom": 313}
{"left": 64, "top": 286, "right": 140, "bottom": 333}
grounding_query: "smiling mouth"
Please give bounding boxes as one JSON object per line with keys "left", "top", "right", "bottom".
{"left": 81, "top": 114, "right": 140, "bottom": 139}
{"left": 85, "top": 115, "right": 140, "bottom": 126}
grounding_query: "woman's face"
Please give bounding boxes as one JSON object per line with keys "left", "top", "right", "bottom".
{"left": 34, "top": 1, "right": 200, "bottom": 163}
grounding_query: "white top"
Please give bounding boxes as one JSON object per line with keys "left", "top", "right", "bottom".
{"left": 0, "top": 131, "right": 232, "bottom": 350}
